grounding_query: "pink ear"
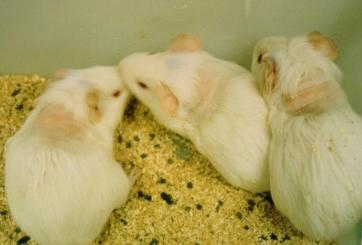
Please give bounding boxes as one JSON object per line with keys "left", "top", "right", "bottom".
{"left": 262, "top": 56, "right": 277, "bottom": 94}
{"left": 168, "top": 34, "right": 202, "bottom": 52}
{"left": 307, "top": 32, "right": 338, "bottom": 60}
{"left": 155, "top": 83, "right": 179, "bottom": 116}
{"left": 52, "top": 69, "right": 69, "bottom": 81}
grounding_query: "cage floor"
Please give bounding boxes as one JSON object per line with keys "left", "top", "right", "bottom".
{"left": 0, "top": 75, "right": 335, "bottom": 245}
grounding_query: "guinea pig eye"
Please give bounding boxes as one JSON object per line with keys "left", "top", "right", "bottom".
{"left": 137, "top": 80, "right": 148, "bottom": 89}
{"left": 257, "top": 54, "right": 263, "bottom": 64}
{"left": 112, "top": 90, "right": 121, "bottom": 97}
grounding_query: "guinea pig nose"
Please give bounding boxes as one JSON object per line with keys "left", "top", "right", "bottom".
{"left": 112, "top": 90, "right": 122, "bottom": 97}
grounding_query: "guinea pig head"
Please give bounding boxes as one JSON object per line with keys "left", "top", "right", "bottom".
{"left": 251, "top": 32, "right": 343, "bottom": 114}
{"left": 47, "top": 66, "right": 130, "bottom": 135}
{"left": 119, "top": 35, "right": 212, "bottom": 136}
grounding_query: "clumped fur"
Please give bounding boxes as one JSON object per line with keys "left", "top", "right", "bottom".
{"left": 5, "top": 67, "right": 136, "bottom": 245}
{"left": 251, "top": 32, "right": 362, "bottom": 240}
{"left": 119, "top": 35, "right": 270, "bottom": 192}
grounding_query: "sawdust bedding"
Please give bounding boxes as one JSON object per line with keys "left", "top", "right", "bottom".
{"left": 0, "top": 75, "right": 335, "bottom": 245}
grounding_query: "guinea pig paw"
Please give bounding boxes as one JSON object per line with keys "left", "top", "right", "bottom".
{"left": 128, "top": 166, "right": 142, "bottom": 186}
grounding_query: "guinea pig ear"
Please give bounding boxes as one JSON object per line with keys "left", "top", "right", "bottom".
{"left": 52, "top": 69, "right": 70, "bottom": 81}
{"left": 85, "top": 89, "right": 102, "bottom": 123}
{"left": 168, "top": 34, "right": 202, "bottom": 52}
{"left": 154, "top": 83, "right": 179, "bottom": 116}
{"left": 307, "top": 31, "right": 338, "bottom": 60}
{"left": 261, "top": 55, "right": 277, "bottom": 95}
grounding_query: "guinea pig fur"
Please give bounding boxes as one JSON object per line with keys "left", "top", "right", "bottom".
{"left": 119, "top": 34, "right": 270, "bottom": 193}
{"left": 4, "top": 66, "right": 138, "bottom": 245}
{"left": 251, "top": 32, "right": 362, "bottom": 240}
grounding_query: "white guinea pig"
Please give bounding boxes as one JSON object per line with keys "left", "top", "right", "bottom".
{"left": 5, "top": 66, "right": 138, "bottom": 245}
{"left": 119, "top": 34, "right": 270, "bottom": 193}
{"left": 251, "top": 32, "right": 362, "bottom": 240}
